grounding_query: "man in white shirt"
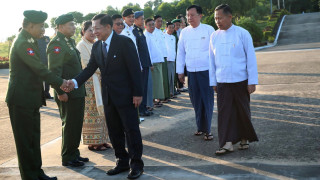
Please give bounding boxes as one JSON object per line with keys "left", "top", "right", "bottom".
{"left": 144, "top": 18, "right": 165, "bottom": 105}
{"left": 209, "top": 4, "right": 259, "bottom": 155}
{"left": 154, "top": 15, "right": 170, "bottom": 102}
{"left": 121, "top": 9, "right": 137, "bottom": 48}
{"left": 164, "top": 22, "right": 176, "bottom": 98}
{"left": 176, "top": 5, "right": 215, "bottom": 140}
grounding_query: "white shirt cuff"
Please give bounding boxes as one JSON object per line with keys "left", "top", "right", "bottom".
{"left": 72, "top": 79, "right": 78, "bottom": 89}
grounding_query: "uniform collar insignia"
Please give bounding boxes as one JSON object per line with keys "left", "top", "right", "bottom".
{"left": 64, "top": 37, "right": 69, "bottom": 42}
{"left": 27, "top": 38, "right": 35, "bottom": 43}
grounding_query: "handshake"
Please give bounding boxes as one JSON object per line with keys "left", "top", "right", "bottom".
{"left": 60, "top": 79, "right": 76, "bottom": 93}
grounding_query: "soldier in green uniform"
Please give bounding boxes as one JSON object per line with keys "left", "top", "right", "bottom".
{"left": 6, "top": 10, "right": 68, "bottom": 180}
{"left": 47, "top": 14, "right": 88, "bottom": 167}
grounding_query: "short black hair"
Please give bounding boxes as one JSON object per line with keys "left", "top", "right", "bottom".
{"left": 153, "top": 15, "right": 162, "bottom": 20}
{"left": 187, "top": 5, "right": 203, "bottom": 14}
{"left": 92, "top": 14, "right": 113, "bottom": 27}
{"left": 112, "top": 14, "right": 122, "bottom": 21}
{"left": 176, "top": 14, "right": 184, "bottom": 19}
{"left": 166, "top": 22, "right": 174, "bottom": 27}
{"left": 81, "top": 21, "right": 92, "bottom": 36}
{"left": 215, "top": 4, "right": 232, "bottom": 15}
{"left": 145, "top": 18, "right": 154, "bottom": 25}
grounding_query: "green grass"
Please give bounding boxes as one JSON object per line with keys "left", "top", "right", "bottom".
{"left": 0, "top": 42, "right": 10, "bottom": 58}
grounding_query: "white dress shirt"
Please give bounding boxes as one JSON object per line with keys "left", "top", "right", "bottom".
{"left": 121, "top": 22, "right": 137, "bottom": 48}
{"left": 154, "top": 28, "right": 167, "bottom": 58}
{"left": 209, "top": 24, "right": 258, "bottom": 86}
{"left": 72, "top": 31, "right": 114, "bottom": 88}
{"left": 164, "top": 33, "right": 176, "bottom": 62}
{"left": 144, "top": 31, "right": 164, "bottom": 64}
{"left": 176, "top": 23, "right": 215, "bottom": 74}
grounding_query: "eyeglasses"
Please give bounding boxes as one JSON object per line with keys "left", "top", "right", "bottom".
{"left": 115, "top": 22, "right": 124, "bottom": 26}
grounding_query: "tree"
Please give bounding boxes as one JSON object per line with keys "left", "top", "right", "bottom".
{"left": 191, "top": 0, "right": 212, "bottom": 15}
{"left": 102, "top": 6, "right": 121, "bottom": 16}
{"left": 7, "top": 35, "right": 16, "bottom": 57}
{"left": 153, "top": 0, "right": 164, "bottom": 12}
{"left": 157, "top": 2, "right": 176, "bottom": 21}
{"left": 144, "top": 6, "right": 154, "bottom": 19}
{"left": 121, "top": 3, "right": 142, "bottom": 13}
{"left": 68, "top": 11, "right": 84, "bottom": 25}
{"left": 83, "top": 13, "right": 97, "bottom": 21}
{"left": 44, "top": 23, "right": 49, "bottom": 29}
{"left": 144, "top": 1, "right": 153, "bottom": 8}
{"left": 50, "top": 17, "right": 57, "bottom": 28}
{"left": 175, "top": 0, "right": 192, "bottom": 16}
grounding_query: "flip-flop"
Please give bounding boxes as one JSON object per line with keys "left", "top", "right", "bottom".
{"left": 215, "top": 148, "right": 234, "bottom": 156}
{"left": 194, "top": 131, "right": 203, "bottom": 136}
{"left": 238, "top": 143, "right": 249, "bottom": 150}
{"left": 204, "top": 133, "right": 213, "bottom": 141}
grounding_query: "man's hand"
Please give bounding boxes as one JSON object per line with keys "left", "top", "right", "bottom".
{"left": 150, "top": 66, "right": 154, "bottom": 71}
{"left": 248, "top": 85, "right": 256, "bottom": 94}
{"left": 178, "top": 74, "right": 185, "bottom": 84}
{"left": 213, "top": 86, "right": 217, "bottom": 93}
{"left": 58, "top": 93, "right": 68, "bottom": 102}
{"left": 60, "top": 79, "right": 68, "bottom": 91}
{"left": 133, "top": 96, "right": 142, "bottom": 108}
{"left": 66, "top": 80, "right": 75, "bottom": 92}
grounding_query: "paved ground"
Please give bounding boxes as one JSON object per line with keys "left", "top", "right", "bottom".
{"left": 0, "top": 13, "right": 320, "bottom": 179}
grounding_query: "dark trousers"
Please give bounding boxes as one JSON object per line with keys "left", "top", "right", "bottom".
{"left": 105, "top": 96, "right": 144, "bottom": 170}
{"left": 139, "top": 67, "right": 149, "bottom": 113}
{"left": 8, "top": 104, "right": 45, "bottom": 180}
{"left": 217, "top": 80, "right": 258, "bottom": 148}
{"left": 55, "top": 97, "right": 85, "bottom": 162}
{"left": 44, "top": 82, "right": 50, "bottom": 96}
{"left": 187, "top": 70, "right": 214, "bottom": 133}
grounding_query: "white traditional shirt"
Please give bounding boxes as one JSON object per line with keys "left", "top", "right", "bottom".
{"left": 164, "top": 32, "right": 176, "bottom": 62}
{"left": 154, "top": 27, "right": 168, "bottom": 58}
{"left": 144, "top": 31, "right": 164, "bottom": 64}
{"left": 209, "top": 24, "right": 258, "bottom": 86}
{"left": 176, "top": 23, "right": 215, "bottom": 74}
{"left": 121, "top": 22, "right": 137, "bottom": 48}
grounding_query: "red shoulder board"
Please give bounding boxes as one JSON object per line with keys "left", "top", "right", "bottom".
{"left": 54, "top": 46, "right": 61, "bottom": 54}
{"left": 27, "top": 48, "right": 35, "bottom": 56}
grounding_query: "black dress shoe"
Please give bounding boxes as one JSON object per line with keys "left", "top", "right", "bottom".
{"left": 127, "top": 169, "right": 144, "bottom": 179}
{"left": 106, "top": 166, "right": 130, "bottom": 175}
{"left": 139, "top": 111, "right": 151, "bottom": 117}
{"left": 38, "top": 173, "right": 57, "bottom": 180}
{"left": 77, "top": 156, "right": 89, "bottom": 162}
{"left": 62, "top": 160, "right": 84, "bottom": 167}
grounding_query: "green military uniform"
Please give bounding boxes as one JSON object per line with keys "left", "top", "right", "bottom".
{"left": 6, "top": 10, "right": 63, "bottom": 180}
{"left": 47, "top": 14, "right": 86, "bottom": 164}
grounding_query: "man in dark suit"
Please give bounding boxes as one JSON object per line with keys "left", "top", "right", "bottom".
{"left": 66, "top": 14, "right": 144, "bottom": 179}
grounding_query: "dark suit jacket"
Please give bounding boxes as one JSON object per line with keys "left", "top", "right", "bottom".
{"left": 75, "top": 32, "right": 143, "bottom": 107}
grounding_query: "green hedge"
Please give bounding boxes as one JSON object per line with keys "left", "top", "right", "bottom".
{"left": 0, "top": 61, "right": 9, "bottom": 69}
{"left": 236, "top": 17, "right": 263, "bottom": 43}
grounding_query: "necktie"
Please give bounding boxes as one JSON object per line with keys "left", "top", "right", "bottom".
{"left": 102, "top": 42, "right": 108, "bottom": 58}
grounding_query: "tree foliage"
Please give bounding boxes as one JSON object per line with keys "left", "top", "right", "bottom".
{"left": 121, "top": 3, "right": 142, "bottom": 13}
{"left": 144, "top": 7, "right": 154, "bottom": 19}
{"left": 69, "top": 11, "right": 84, "bottom": 24}
{"left": 102, "top": 6, "right": 120, "bottom": 16}
{"left": 157, "top": 3, "right": 175, "bottom": 20}
{"left": 83, "top": 13, "right": 97, "bottom": 21}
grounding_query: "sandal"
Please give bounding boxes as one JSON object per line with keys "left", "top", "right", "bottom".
{"left": 238, "top": 143, "right": 249, "bottom": 150}
{"left": 103, "top": 143, "right": 112, "bottom": 148}
{"left": 88, "top": 145, "right": 107, "bottom": 151}
{"left": 194, "top": 131, "right": 203, "bottom": 136}
{"left": 215, "top": 148, "right": 234, "bottom": 156}
{"left": 204, "top": 133, "right": 213, "bottom": 141}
